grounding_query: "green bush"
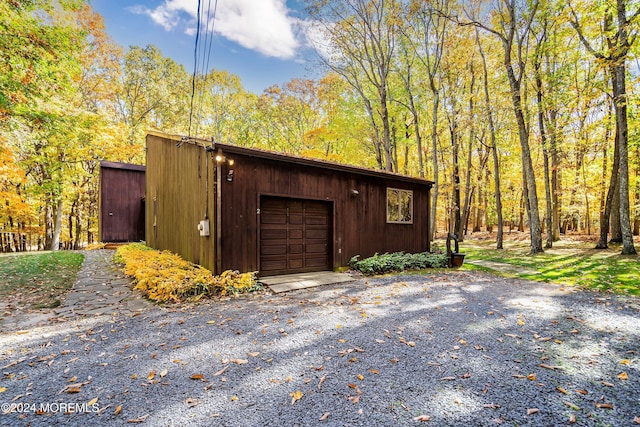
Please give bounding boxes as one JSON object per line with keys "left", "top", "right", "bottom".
{"left": 349, "top": 251, "right": 448, "bottom": 275}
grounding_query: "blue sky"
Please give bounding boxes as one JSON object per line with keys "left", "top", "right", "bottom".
{"left": 90, "top": 0, "right": 323, "bottom": 93}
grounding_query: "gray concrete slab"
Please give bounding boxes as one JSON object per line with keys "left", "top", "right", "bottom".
{"left": 261, "top": 271, "right": 355, "bottom": 293}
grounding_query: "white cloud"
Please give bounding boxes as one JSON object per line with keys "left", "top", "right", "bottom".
{"left": 132, "top": 0, "right": 300, "bottom": 59}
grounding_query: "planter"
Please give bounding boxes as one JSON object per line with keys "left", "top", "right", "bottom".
{"left": 450, "top": 252, "right": 465, "bottom": 268}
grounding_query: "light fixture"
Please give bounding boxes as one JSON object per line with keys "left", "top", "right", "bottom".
{"left": 350, "top": 189, "right": 359, "bottom": 197}
{"left": 226, "top": 169, "right": 234, "bottom": 182}
{"left": 215, "top": 154, "right": 223, "bottom": 162}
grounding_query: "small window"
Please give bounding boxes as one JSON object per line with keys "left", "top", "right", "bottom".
{"left": 387, "top": 188, "right": 413, "bottom": 224}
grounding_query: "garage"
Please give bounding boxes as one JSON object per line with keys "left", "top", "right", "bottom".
{"left": 259, "top": 197, "right": 331, "bottom": 276}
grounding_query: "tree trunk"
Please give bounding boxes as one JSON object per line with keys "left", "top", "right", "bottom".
{"left": 534, "top": 60, "right": 553, "bottom": 248}
{"left": 596, "top": 128, "right": 620, "bottom": 248}
{"left": 51, "top": 198, "right": 63, "bottom": 251}
{"left": 429, "top": 91, "right": 440, "bottom": 242}
{"left": 477, "top": 30, "right": 503, "bottom": 249}
{"left": 504, "top": 58, "right": 543, "bottom": 253}
{"left": 612, "top": 62, "right": 637, "bottom": 254}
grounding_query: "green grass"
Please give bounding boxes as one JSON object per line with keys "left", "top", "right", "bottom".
{"left": 0, "top": 251, "right": 84, "bottom": 309}
{"left": 453, "top": 238, "right": 640, "bottom": 296}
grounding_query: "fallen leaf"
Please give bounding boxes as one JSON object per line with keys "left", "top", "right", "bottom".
{"left": 147, "top": 370, "right": 156, "bottom": 380}
{"left": 348, "top": 395, "right": 360, "bottom": 404}
{"left": 484, "top": 403, "right": 501, "bottom": 409}
{"left": 369, "top": 369, "right": 379, "bottom": 374}
{"left": 539, "top": 364, "right": 562, "bottom": 371}
{"left": 564, "top": 401, "right": 581, "bottom": 410}
{"left": 527, "top": 374, "right": 536, "bottom": 381}
{"left": 0, "top": 387, "right": 6, "bottom": 393}
{"left": 618, "top": 372, "right": 628, "bottom": 380}
{"left": 230, "top": 359, "right": 248, "bottom": 365}
{"left": 357, "top": 374, "right": 364, "bottom": 381}
{"left": 190, "top": 374, "right": 205, "bottom": 381}
{"left": 213, "top": 366, "right": 228, "bottom": 376}
{"left": 633, "top": 416, "right": 640, "bottom": 424}
{"left": 160, "top": 369, "right": 168, "bottom": 378}
{"left": 512, "top": 374, "right": 526, "bottom": 379}
{"left": 66, "top": 387, "right": 82, "bottom": 394}
{"left": 375, "top": 339, "right": 385, "bottom": 344}
{"left": 68, "top": 376, "right": 77, "bottom": 383}
{"left": 569, "top": 414, "right": 576, "bottom": 423}
{"left": 575, "top": 389, "right": 588, "bottom": 395}
{"left": 413, "top": 415, "right": 431, "bottom": 421}
{"left": 527, "top": 408, "right": 539, "bottom": 415}
{"left": 87, "top": 397, "right": 99, "bottom": 406}
{"left": 619, "top": 359, "right": 631, "bottom": 365}
{"left": 319, "top": 412, "right": 330, "bottom": 421}
{"left": 247, "top": 352, "right": 260, "bottom": 357}
{"left": 595, "top": 402, "right": 614, "bottom": 409}
{"left": 347, "top": 383, "right": 358, "bottom": 389}
{"left": 318, "top": 375, "right": 326, "bottom": 390}
{"left": 127, "top": 414, "right": 149, "bottom": 423}
{"left": 557, "top": 387, "right": 568, "bottom": 394}
{"left": 115, "top": 406, "right": 122, "bottom": 415}
{"left": 290, "top": 390, "right": 303, "bottom": 405}
{"left": 206, "top": 320, "right": 216, "bottom": 324}
{"left": 130, "top": 374, "right": 137, "bottom": 380}
{"left": 231, "top": 396, "right": 238, "bottom": 401}
{"left": 461, "top": 373, "right": 471, "bottom": 379}
{"left": 601, "top": 381, "right": 614, "bottom": 387}
{"left": 441, "top": 376, "right": 456, "bottom": 381}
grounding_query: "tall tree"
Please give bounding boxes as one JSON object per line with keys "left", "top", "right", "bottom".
{"left": 569, "top": 0, "right": 638, "bottom": 254}
{"left": 460, "top": 0, "right": 544, "bottom": 254}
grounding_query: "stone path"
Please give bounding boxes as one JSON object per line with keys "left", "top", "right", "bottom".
{"left": 53, "top": 250, "right": 151, "bottom": 318}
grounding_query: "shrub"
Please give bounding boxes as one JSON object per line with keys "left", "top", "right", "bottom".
{"left": 349, "top": 251, "right": 448, "bottom": 275}
{"left": 114, "top": 243, "right": 260, "bottom": 302}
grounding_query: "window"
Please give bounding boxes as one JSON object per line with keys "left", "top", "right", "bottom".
{"left": 387, "top": 188, "right": 413, "bottom": 224}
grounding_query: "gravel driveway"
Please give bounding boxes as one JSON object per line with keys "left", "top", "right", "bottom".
{"left": 1, "top": 270, "right": 638, "bottom": 426}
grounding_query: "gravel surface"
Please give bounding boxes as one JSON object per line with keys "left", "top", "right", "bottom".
{"left": 1, "top": 270, "right": 639, "bottom": 426}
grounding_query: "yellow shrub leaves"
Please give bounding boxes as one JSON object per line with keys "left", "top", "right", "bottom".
{"left": 115, "top": 243, "right": 259, "bottom": 302}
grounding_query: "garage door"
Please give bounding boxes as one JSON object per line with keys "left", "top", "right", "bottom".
{"left": 260, "top": 197, "right": 331, "bottom": 276}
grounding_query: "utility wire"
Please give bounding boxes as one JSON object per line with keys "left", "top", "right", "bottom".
{"left": 194, "top": 0, "right": 218, "bottom": 138}
{"left": 187, "top": 0, "right": 202, "bottom": 138}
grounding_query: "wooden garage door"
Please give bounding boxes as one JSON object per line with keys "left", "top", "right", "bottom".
{"left": 260, "top": 197, "right": 331, "bottom": 276}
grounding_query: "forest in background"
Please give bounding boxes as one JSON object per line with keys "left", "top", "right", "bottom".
{"left": 1, "top": 0, "right": 639, "bottom": 255}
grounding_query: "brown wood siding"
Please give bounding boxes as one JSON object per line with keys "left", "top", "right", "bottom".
{"left": 99, "top": 164, "right": 145, "bottom": 242}
{"left": 145, "top": 134, "right": 215, "bottom": 269}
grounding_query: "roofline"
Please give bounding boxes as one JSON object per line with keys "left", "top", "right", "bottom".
{"left": 100, "top": 160, "right": 146, "bottom": 172}
{"left": 146, "top": 131, "right": 434, "bottom": 187}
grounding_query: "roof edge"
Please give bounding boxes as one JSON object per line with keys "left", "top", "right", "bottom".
{"left": 146, "top": 131, "right": 434, "bottom": 187}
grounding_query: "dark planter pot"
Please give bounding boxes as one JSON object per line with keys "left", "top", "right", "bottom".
{"left": 450, "top": 253, "right": 465, "bottom": 268}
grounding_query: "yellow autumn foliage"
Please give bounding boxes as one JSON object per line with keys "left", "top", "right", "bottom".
{"left": 114, "top": 243, "right": 259, "bottom": 302}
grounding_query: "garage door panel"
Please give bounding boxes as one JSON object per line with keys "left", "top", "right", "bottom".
{"left": 305, "top": 256, "right": 328, "bottom": 267}
{"left": 289, "top": 214, "right": 303, "bottom": 225}
{"left": 261, "top": 229, "right": 287, "bottom": 239}
{"left": 306, "top": 243, "right": 327, "bottom": 254}
{"left": 260, "top": 259, "right": 287, "bottom": 271}
{"left": 288, "top": 229, "right": 303, "bottom": 239}
{"left": 305, "top": 229, "right": 327, "bottom": 239}
{"left": 305, "top": 215, "right": 327, "bottom": 225}
{"left": 261, "top": 244, "right": 287, "bottom": 256}
{"left": 288, "top": 244, "right": 303, "bottom": 254}
{"left": 288, "top": 259, "right": 304, "bottom": 269}
{"left": 261, "top": 213, "right": 287, "bottom": 224}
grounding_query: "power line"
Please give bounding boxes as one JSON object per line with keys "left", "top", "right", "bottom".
{"left": 187, "top": 0, "right": 202, "bottom": 139}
